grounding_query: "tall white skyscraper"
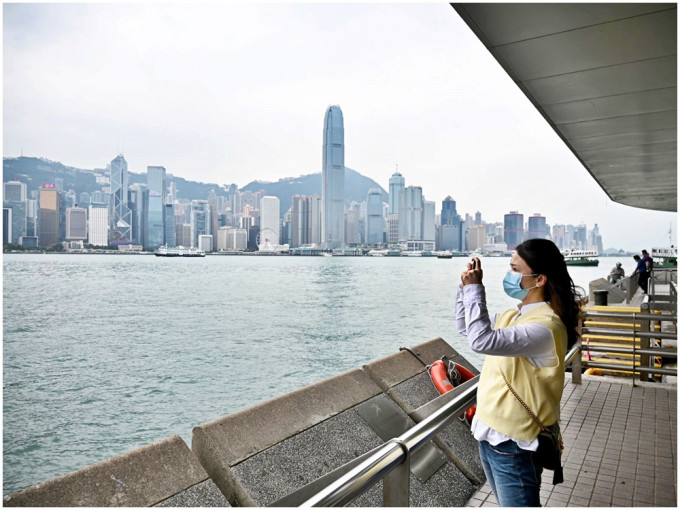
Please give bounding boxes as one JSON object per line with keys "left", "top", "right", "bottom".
{"left": 398, "top": 186, "right": 423, "bottom": 242}
{"left": 88, "top": 204, "right": 109, "bottom": 246}
{"left": 321, "top": 105, "right": 345, "bottom": 249}
{"left": 259, "top": 195, "right": 280, "bottom": 250}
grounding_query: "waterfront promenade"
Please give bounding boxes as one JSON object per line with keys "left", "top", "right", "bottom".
{"left": 467, "top": 375, "right": 677, "bottom": 507}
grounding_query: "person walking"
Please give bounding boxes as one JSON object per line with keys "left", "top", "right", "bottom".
{"left": 632, "top": 254, "right": 649, "bottom": 294}
{"left": 455, "top": 239, "right": 582, "bottom": 507}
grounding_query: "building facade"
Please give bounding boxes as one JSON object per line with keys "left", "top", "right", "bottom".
{"left": 259, "top": 196, "right": 280, "bottom": 249}
{"left": 321, "top": 105, "right": 345, "bottom": 249}
{"left": 388, "top": 171, "right": 405, "bottom": 215}
{"left": 88, "top": 204, "right": 109, "bottom": 246}
{"left": 38, "top": 185, "right": 60, "bottom": 248}
{"left": 366, "top": 189, "right": 383, "bottom": 245}
{"left": 504, "top": 211, "right": 524, "bottom": 250}
{"left": 110, "top": 154, "right": 133, "bottom": 244}
{"left": 66, "top": 207, "right": 88, "bottom": 240}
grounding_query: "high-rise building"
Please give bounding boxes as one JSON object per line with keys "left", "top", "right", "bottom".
{"left": 164, "top": 204, "right": 176, "bottom": 248}
{"left": 176, "top": 223, "right": 192, "bottom": 247}
{"left": 366, "top": 189, "right": 383, "bottom": 245}
{"left": 467, "top": 225, "right": 486, "bottom": 251}
{"left": 321, "top": 105, "right": 345, "bottom": 249}
{"left": 386, "top": 214, "right": 399, "bottom": 244}
{"left": 291, "top": 195, "right": 310, "bottom": 248}
{"left": 38, "top": 184, "right": 60, "bottom": 248}
{"left": 398, "top": 186, "right": 423, "bottom": 242}
{"left": 128, "top": 184, "right": 149, "bottom": 246}
{"left": 66, "top": 207, "right": 87, "bottom": 240}
{"left": 423, "top": 201, "right": 436, "bottom": 244}
{"left": 147, "top": 166, "right": 166, "bottom": 249}
{"left": 3, "top": 208, "right": 11, "bottom": 245}
{"left": 191, "top": 201, "right": 209, "bottom": 248}
{"left": 259, "top": 196, "right": 280, "bottom": 249}
{"left": 88, "top": 204, "right": 109, "bottom": 246}
{"left": 3, "top": 200, "right": 27, "bottom": 244}
{"left": 504, "top": 211, "right": 524, "bottom": 250}
{"left": 345, "top": 205, "right": 361, "bottom": 246}
{"left": 4, "top": 181, "right": 27, "bottom": 202}
{"left": 110, "top": 155, "right": 132, "bottom": 244}
{"left": 388, "top": 171, "right": 405, "bottom": 215}
{"left": 527, "top": 213, "right": 548, "bottom": 240}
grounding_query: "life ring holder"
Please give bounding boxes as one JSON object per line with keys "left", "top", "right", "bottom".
{"left": 427, "top": 357, "right": 477, "bottom": 424}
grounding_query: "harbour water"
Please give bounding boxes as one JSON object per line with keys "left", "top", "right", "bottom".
{"left": 2, "top": 253, "right": 609, "bottom": 495}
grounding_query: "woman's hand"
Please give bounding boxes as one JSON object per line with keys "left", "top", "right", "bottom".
{"left": 461, "top": 257, "right": 483, "bottom": 286}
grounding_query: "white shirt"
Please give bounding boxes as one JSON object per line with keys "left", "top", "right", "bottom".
{"left": 455, "top": 284, "right": 558, "bottom": 450}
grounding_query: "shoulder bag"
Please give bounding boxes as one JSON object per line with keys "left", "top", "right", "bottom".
{"left": 499, "top": 369, "right": 564, "bottom": 485}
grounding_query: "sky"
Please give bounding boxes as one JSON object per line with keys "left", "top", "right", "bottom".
{"left": 3, "top": 2, "right": 677, "bottom": 252}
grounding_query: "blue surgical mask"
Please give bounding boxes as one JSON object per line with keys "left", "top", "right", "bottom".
{"left": 503, "top": 271, "right": 538, "bottom": 300}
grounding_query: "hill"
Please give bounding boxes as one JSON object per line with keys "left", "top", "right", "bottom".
{"left": 241, "top": 168, "right": 388, "bottom": 216}
{"left": 3, "top": 157, "right": 388, "bottom": 217}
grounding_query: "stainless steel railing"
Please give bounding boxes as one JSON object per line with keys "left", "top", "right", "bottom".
{"left": 580, "top": 307, "right": 678, "bottom": 382}
{"left": 301, "top": 346, "right": 582, "bottom": 507}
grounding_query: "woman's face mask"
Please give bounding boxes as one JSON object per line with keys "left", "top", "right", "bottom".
{"left": 503, "top": 271, "right": 538, "bottom": 300}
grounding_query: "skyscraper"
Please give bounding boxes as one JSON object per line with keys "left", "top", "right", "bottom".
{"left": 110, "top": 154, "right": 132, "bottom": 244}
{"left": 504, "top": 211, "right": 524, "bottom": 250}
{"left": 147, "top": 166, "right": 166, "bottom": 249}
{"left": 321, "top": 105, "right": 345, "bottom": 249}
{"left": 88, "top": 204, "right": 109, "bottom": 246}
{"left": 38, "top": 184, "right": 60, "bottom": 248}
{"left": 65, "top": 207, "right": 87, "bottom": 240}
{"left": 527, "top": 213, "right": 548, "bottom": 240}
{"left": 398, "top": 186, "right": 423, "bottom": 242}
{"left": 389, "top": 171, "right": 405, "bottom": 215}
{"left": 366, "top": 189, "right": 383, "bottom": 245}
{"left": 259, "top": 196, "right": 280, "bottom": 249}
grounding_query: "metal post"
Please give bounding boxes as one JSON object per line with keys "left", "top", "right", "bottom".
{"left": 383, "top": 439, "right": 410, "bottom": 507}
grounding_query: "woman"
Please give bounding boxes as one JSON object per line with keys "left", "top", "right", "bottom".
{"left": 455, "top": 239, "right": 582, "bottom": 507}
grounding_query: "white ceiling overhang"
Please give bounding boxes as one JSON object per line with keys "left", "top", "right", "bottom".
{"left": 452, "top": 3, "right": 677, "bottom": 212}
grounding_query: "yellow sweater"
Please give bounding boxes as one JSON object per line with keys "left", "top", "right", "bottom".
{"left": 475, "top": 303, "right": 567, "bottom": 442}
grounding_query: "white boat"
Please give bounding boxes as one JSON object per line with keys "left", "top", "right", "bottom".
{"left": 154, "top": 245, "right": 205, "bottom": 257}
{"left": 562, "top": 249, "right": 599, "bottom": 266}
{"left": 651, "top": 246, "right": 677, "bottom": 268}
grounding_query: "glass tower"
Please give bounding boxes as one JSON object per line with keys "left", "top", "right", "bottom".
{"left": 110, "top": 154, "right": 132, "bottom": 244}
{"left": 321, "top": 105, "right": 345, "bottom": 249}
{"left": 366, "top": 189, "right": 383, "bottom": 245}
{"left": 389, "top": 171, "right": 405, "bottom": 215}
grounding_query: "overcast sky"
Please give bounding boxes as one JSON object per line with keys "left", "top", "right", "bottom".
{"left": 3, "top": 2, "right": 677, "bottom": 252}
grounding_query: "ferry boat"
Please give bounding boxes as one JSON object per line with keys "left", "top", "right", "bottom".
{"left": 652, "top": 246, "right": 677, "bottom": 268}
{"left": 562, "top": 249, "right": 599, "bottom": 266}
{"left": 154, "top": 245, "right": 205, "bottom": 257}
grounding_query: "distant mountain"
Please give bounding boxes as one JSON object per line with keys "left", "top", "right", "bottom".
{"left": 241, "top": 168, "right": 388, "bottom": 217}
{"left": 3, "top": 157, "right": 388, "bottom": 217}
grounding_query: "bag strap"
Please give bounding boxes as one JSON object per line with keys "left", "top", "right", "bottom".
{"left": 499, "top": 368, "right": 547, "bottom": 432}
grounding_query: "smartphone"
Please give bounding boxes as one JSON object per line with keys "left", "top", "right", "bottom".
{"left": 470, "top": 259, "right": 477, "bottom": 269}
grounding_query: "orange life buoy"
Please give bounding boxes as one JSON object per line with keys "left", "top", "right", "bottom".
{"left": 429, "top": 360, "right": 454, "bottom": 394}
{"left": 429, "top": 359, "right": 477, "bottom": 422}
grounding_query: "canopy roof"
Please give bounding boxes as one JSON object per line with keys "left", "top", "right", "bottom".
{"left": 452, "top": 3, "right": 677, "bottom": 212}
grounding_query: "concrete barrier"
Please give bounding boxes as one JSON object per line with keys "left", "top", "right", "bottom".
{"left": 193, "top": 338, "right": 483, "bottom": 506}
{"left": 6, "top": 338, "right": 484, "bottom": 507}
{"left": 4, "top": 435, "right": 228, "bottom": 507}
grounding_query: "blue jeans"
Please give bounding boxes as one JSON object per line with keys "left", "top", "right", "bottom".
{"left": 478, "top": 440, "right": 543, "bottom": 507}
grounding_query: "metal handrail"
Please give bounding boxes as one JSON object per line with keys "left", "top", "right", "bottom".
{"left": 302, "top": 349, "right": 582, "bottom": 507}
{"left": 301, "top": 382, "right": 478, "bottom": 506}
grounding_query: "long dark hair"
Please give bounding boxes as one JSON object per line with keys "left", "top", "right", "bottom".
{"left": 516, "top": 239, "right": 584, "bottom": 349}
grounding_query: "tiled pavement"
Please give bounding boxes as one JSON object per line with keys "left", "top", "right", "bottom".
{"left": 467, "top": 376, "right": 677, "bottom": 507}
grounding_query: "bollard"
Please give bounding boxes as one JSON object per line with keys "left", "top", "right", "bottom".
{"left": 594, "top": 290, "right": 608, "bottom": 306}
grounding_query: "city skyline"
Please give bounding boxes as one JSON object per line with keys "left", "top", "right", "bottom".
{"left": 3, "top": 3, "right": 676, "bottom": 251}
